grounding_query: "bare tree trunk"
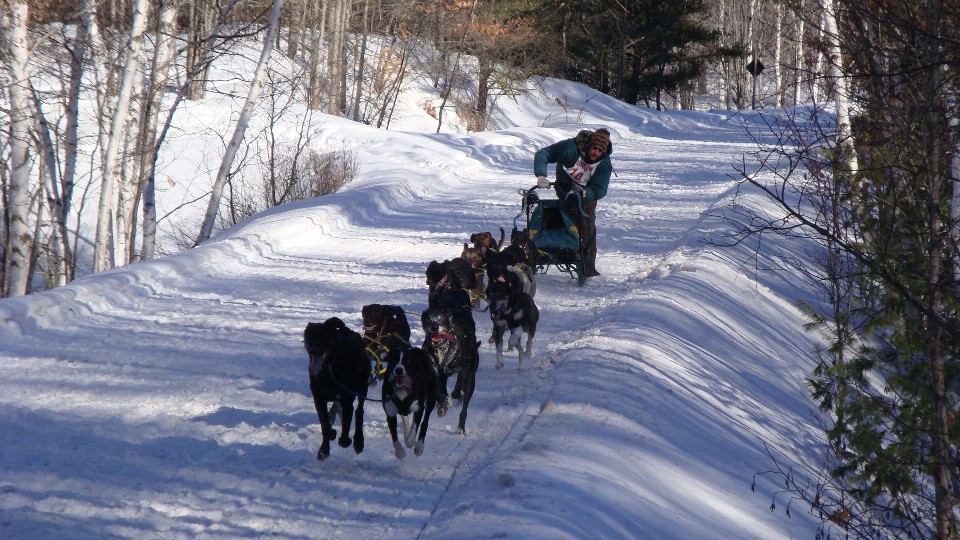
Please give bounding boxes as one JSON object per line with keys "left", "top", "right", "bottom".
{"left": 327, "top": 0, "right": 345, "bottom": 115}
{"left": 80, "top": 0, "right": 111, "bottom": 169}
{"left": 115, "top": 49, "right": 146, "bottom": 266}
{"left": 93, "top": 0, "right": 149, "bottom": 273}
{"left": 820, "top": 0, "right": 858, "bottom": 175}
{"left": 139, "top": 0, "right": 177, "bottom": 261}
{"left": 773, "top": 0, "right": 783, "bottom": 107}
{"left": 3, "top": 1, "right": 34, "bottom": 296}
{"left": 374, "top": 33, "right": 415, "bottom": 129}
{"left": 29, "top": 83, "right": 67, "bottom": 287}
{"left": 196, "top": 0, "right": 286, "bottom": 245}
{"left": 476, "top": 57, "right": 492, "bottom": 122}
{"left": 288, "top": 0, "right": 307, "bottom": 59}
{"left": 747, "top": 0, "right": 758, "bottom": 108}
{"left": 951, "top": 106, "right": 960, "bottom": 282}
{"left": 307, "top": 0, "right": 328, "bottom": 110}
{"left": 791, "top": 0, "right": 805, "bottom": 107}
{"left": 352, "top": 0, "right": 369, "bottom": 122}
{"left": 186, "top": 0, "right": 214, "bottom": 100}
{"left": 147, "top": 0, "right": 242, "bottom": 205}
{"left": 920, "top": 3, "right": 955, "bottom": 535}
{"left": 59, "top": 1, "right": 90, "bottom": 281}
{"left": 810, "top": 10, "right": 823, "bottom": 105}
{"left": 716, "top": 0, "right": 732, "bottom": 110}
{"left": 337, "top": 0, "right": 350, "bottom": 115}
{"left": 437, "top": 0, "right": 478, "bottom": 132}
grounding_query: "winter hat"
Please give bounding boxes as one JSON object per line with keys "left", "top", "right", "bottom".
{"left": 588, "top": 128, "right": 610, "bottom": 151}
{"left": 575, "top": 128, "right": 611, "bottom": 156}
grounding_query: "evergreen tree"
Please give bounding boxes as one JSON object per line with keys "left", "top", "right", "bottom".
{"left": 728, "top": 0, "right": 960, "bottom": 536}
{"left": 539, "top": 0, "right": 742, "bottom": 108}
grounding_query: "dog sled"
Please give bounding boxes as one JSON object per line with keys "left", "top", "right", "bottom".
{"left": 516, "top": 184, "right": 590, "bottom": 286}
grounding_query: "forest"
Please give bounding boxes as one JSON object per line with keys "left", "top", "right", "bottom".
{"left": 2, "top": 0, "right": 959, "bottom": 538}
{"left": 2, "top": 0, "right": 876, "bottom": 294}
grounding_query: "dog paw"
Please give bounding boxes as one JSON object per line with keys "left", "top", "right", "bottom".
{"left": 437, "top": 396, "right": 451, "bottom": 416}
{"left": 353, "top": 436, "right": 364, "bottom": 454}
{"left": 495, "top": 361, "right": 505, "bottom": 369}
{"left": 405, "top": 432, "right": 417, "bottom": 448}
{"left": 338, "top": 436, "right": 352, "bottom": 449}
{"left": 393, "top": 441, "right": 406, "bottom": 459}
{"left": 316, "top": 447, "right": 330, "bottom": 461}
{"left": 414, "top": 441, "right": 425, "bottom": 456}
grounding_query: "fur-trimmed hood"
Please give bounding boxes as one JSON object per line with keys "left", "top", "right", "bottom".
{"left": 575, "top": 128, "right": 612, "bottom": 160}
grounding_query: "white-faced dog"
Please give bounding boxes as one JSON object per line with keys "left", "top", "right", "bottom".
{"left": 486, "top": 279, "right": 539, "bottom": 371}
{"left": 381, "top": 346, "right": 439, "bottom": 459}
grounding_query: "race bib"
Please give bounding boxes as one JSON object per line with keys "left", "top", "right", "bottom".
{"left": 563, "top": 157, "right": 597, "bottom": 185}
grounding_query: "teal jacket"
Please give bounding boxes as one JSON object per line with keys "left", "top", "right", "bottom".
{"left": 533, "top": 137, "right": 613, "bottom": 202}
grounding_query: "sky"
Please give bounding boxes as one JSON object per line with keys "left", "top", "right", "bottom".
{"left": 0, "top": 43, "right": 832, "bottom": 539}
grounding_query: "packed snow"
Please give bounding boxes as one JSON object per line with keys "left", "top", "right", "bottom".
{"left": 1, "top": 65, "right": 829, "bottom": 538}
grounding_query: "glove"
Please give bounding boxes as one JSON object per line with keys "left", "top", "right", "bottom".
{"left": 536, "top": 175, "right": 550, "bottom": 189}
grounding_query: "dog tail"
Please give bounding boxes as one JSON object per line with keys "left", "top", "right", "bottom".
{"left": 497, "top": 227, "right": 506, "bottom": 250}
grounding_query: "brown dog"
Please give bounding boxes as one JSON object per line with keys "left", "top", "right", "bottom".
{"left": 460, "top": 243, "right": 484, "bottom": 269}
{"left": 469, "top": 228, "right": 505, "bottom": 258}
{"left": 459, "top": 243, "right": 487, "bottom": 306}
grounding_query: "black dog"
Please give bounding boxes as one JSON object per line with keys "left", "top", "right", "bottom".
{"left": 486, "top": 249, "right": 536, "bottom": 299}
{"left": 303, "top": 318, "right": 370, "bottom": 460}
{"left": 381, "top": 346, "right": 440, "bottom": 459}
{"left": 500, "top": 227, "right": 538, "bottom": 296}
{"left": 509, "top": 226, "right": 540, "bottom": 269}
{"left": 426, "top": 258, "right": 480, "bottom": 307}
{"left": 361, "top": 303, "right": 411, "bottom": 380}
{"left": 426, "top": 260, "right": 475, "bottom": 312}
{"left": 421, "top": 304, "right": 480, "bottom": 435}
{"left": 487, "top": 279, "right": 539, "bottom": 371}
{"left": 500, "top": 241, "right": 528, "bottom": 267}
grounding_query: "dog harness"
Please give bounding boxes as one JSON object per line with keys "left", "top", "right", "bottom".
{"left": 362, "top": 315, "right": 407, "bottom": 381}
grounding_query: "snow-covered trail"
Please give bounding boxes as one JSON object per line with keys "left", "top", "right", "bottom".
{"left": 0, "top": 109, "right": 823, "bottom": 539}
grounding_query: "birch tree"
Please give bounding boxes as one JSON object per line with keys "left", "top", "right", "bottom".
{"left": 196, "top": 0, "right": 286, "bottom": 245}
{"left": 819, "top": 0, "right": 857, "bottom": 175}
{"left": 351, "top": 0, "right": 369, "bottom": 122}
{"left": 772, "top": 0, "right": 783, "bottom": 107}
{"left": 29, "top": 83, "right": 67, "bottom": 288}
{"left": 327, "top": 0, "right": 349, "bottom": 116}
{"left": 790, "top": 0, "right": 805, "bottom": 107}
{"left": 114, "top": 47, "right": 147, "bottom": 266}
{"left": 57, "top": 1, "right": 93, "bottom": 282}
{"left": 307, "top": 0, "right": 329, "bottom": 110}
{"left": 92, "top": 0, "right": 149, "bottom": 273}
{"left": 186, "top": 0, "right": 215, "bottom": 100}
{"left": 139, "top": 0, "right": 178, "bottom": 261}
{"left": 3, "top": 1, "right": 33, "bottom": 296}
